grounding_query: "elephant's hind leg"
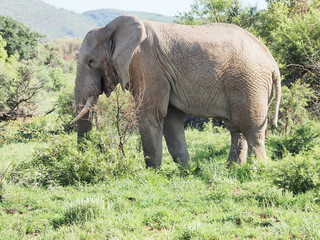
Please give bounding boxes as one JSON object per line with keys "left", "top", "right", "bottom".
{"left": 225, "top": 121, "right": 248, "bottom": 165}
{"left": 229, "top": 131, "right": 248, "bottom": 165}
{"left": 163, "top": 106, "right": 190, "bottom": 165}
{"left": 245, "top": 129, "right": 267, "bottom": 162}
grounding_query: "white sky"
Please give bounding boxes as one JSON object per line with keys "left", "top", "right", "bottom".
{"left": 42, "top": 0, "right": 267, "bottom": 16}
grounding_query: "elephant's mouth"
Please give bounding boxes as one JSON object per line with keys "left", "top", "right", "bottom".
{"left": 101, "top": 74, "right": 111, "bottom": 97}
{"left": 101, "top": 72, "right": 118, "bottom": 97}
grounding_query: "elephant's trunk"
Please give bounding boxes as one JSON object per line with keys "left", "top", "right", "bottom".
{"left": 76, "top": 115, "right": 92, "bottom": 139}
{"left": 73, "top": 95, "right": 98, "bottom": 139}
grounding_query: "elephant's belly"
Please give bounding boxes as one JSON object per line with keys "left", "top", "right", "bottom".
{"left": 169, "top": 90, "right": 229, "bottom": 120}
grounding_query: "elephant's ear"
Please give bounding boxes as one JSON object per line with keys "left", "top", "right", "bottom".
{"left": 107, "top": 15, "right": 146, "bottom": 91}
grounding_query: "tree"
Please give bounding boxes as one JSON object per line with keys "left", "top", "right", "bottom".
{"left": 175, "top": 0, "right": 259, "bottom": 29}
{"left": 0, "top": 16, "right": 43, "bottom": 60}
{"left": 255, "top": 1, "right": 320, "bottom": 86}
{"left": 0, "top": 36, "right": 45, "bottom": 121}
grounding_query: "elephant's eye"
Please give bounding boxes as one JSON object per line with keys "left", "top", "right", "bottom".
{"left": 88, "top": 59, "right": 94, "bottom": 68}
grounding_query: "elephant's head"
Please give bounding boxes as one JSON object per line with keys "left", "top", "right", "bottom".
{"left": 72, "top": 15, "right": 146, "bottom": 138}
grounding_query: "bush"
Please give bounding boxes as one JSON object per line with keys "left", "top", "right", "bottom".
{"left": 269, "top": 81, "right": 316, "bottom": 134}
{"left": 48, "top": 68, "right": 65, "bottom": 91}
{"left": 55, "top": 88, "right": 76, "bottom": 132}
{"left": 8, "top": 130, "right": 142, "bottom": 187}
{"left": 270, "top": 152, "right": 320, "bottom": 194}
{"left": 0, "top": 115, "right": 64, "bottom": 145}
{"left": 15, "top": 116, "right": 61, "bottom": 141}
{"left": 267, "top": 121, "right": 320, "bottom": 159}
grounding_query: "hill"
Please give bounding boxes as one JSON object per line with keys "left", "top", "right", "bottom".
{"left": 0, "top": 0, "right": 95, "bottom": 40}
{"left": 0, "top": 0, "right": 173, "bottom": 40}
{"left": 83, "top": 9, "right": 173, "bottom": 26}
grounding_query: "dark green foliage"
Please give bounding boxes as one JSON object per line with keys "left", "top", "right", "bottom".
{"left": 271, "top": 153, "right": 320, "bottom": 194}
{"left": 0, "top": 16, "right": 43, "bottom": 60}
{"left": 0, "top": 19, "right": 75, "bottom": 121}
{"left": 268, "top": 121, "right": 320, "bottom": 159}
{"left": 175, "top": 0, "right": 259, "bottom": 29}
{"left": 260, "top": 2, "right": 320, "bottom": 85}
{"left": 270, "top": 80, "right": 316, "bottom": 134}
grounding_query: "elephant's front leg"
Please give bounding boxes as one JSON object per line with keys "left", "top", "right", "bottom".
{"left": 137, "top": 87, "right": 170, "bottom": 168}
{"left": 163, "top": 106, "right": 189, "bottom": 165}
{"left": 139, "top": 120, "right": 164, "bottom": 168}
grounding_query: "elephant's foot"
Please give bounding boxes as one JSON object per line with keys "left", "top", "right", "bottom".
{"left": 145, "top": 157, "right": 162, "bottom": 169}
{"left": 172, "top": 153, "right": 190, "bottom": 166}
{"left": 227, "top": 131, "right": 248, "bottom": 166}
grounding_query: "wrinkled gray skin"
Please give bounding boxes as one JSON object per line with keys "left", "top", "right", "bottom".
{"left": 74, "top": 15, "right": 281, "bottom": 168}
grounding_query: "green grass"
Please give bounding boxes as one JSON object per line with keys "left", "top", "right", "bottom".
{"left": 0, "top": 127, "right": 319, "bottom": 239}
{"left": 0, "top": 142, "right": 46, "bottom": 170}
{"left": 1, "top": 171, "right": 319, "bottom": 239}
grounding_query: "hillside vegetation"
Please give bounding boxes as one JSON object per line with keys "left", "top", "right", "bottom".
{"left": 83, "top": 9, "right": 173, "bottom": 26}
{"left": 0, "top": 0, "right": 319, "bottom": 239}
{"left": 0, "top": 0, "right": 172, "bottom": 40}
{"left": 0, "top": 0, "right": 94, "bottom": 40}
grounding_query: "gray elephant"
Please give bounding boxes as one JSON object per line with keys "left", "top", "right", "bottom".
{"left": 72, "top": 15, "right": 281, "bottom": 168}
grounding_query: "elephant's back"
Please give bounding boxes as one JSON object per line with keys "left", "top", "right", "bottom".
{"left": 144, "top": 20, "right": 275, "bottom": 66}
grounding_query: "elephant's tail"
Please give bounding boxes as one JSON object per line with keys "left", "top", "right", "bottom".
{"left": 272, "top": 69, "right": 281, "bottom": 127}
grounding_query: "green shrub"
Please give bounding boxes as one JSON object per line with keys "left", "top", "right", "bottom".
{"left": 8, "top": 130, "right": 142, "bottom": 187}
{"left": 48, "top": 68, "right": 65, "bottom": 91}
{"left": 270, "top": 152, "right": 320, "bottom": 194}
{"left": 15, "top": 116, "right": 61, "bottom": 141}
{"left": 55, "top": 88, "right": 76, "bottom": 132}
{"left": 0, "top": 115, "right": 63, "bottom": 145}
{"left": 267, "top": 121, "right": 320, "bottom": 159}
{"left": 269, "top": 81, "right": 316, "bottom": 135}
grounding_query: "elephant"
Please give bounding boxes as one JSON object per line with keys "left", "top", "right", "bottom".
{"left": 72, "top": 15, "right": 281, "bottom": 168}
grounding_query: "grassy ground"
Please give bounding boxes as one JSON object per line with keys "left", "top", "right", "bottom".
{"left": 0, "top": 128, "right": 319, "bottom": 239}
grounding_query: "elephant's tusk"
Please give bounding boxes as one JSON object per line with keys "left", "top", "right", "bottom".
{"left": 71, "top": 96, "right": 95, "bottom": 124}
